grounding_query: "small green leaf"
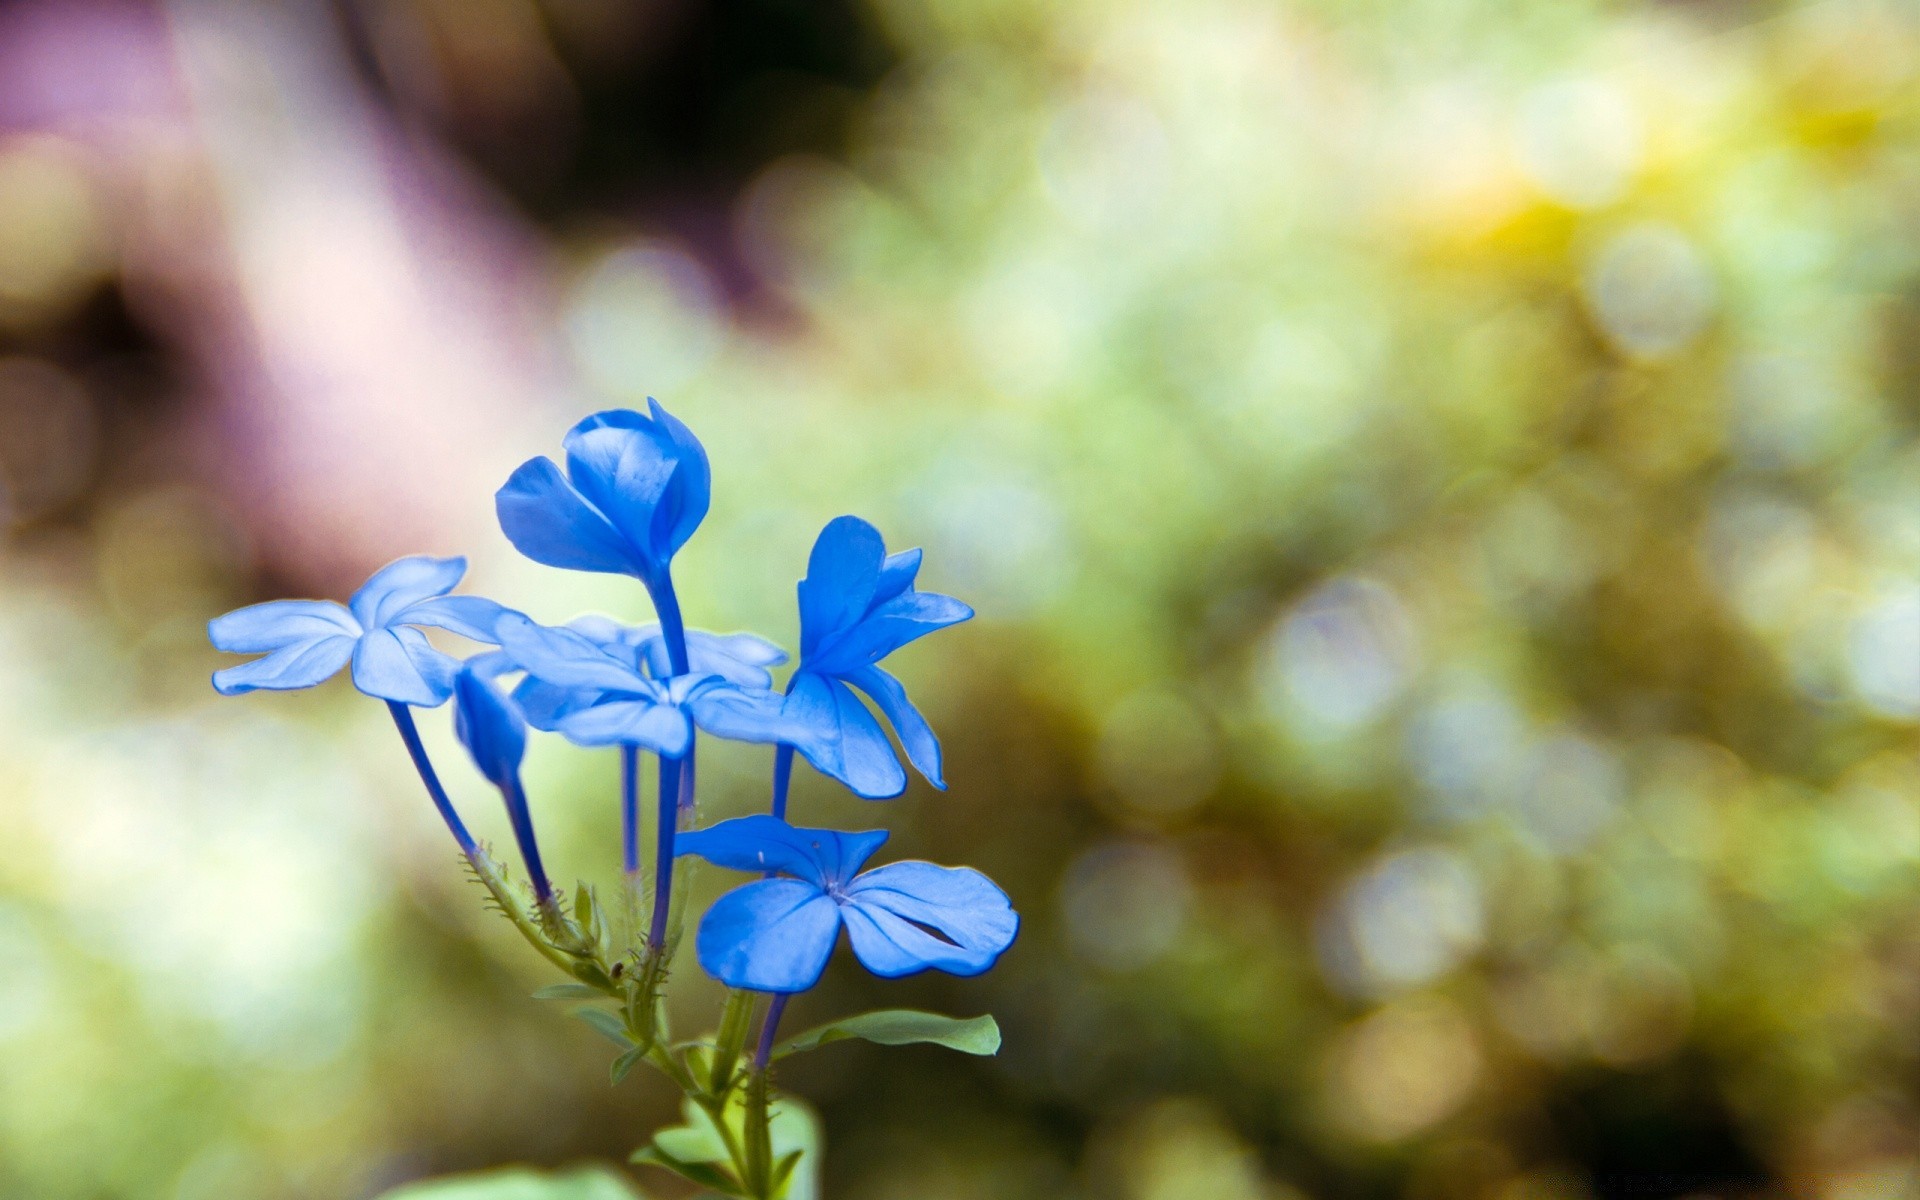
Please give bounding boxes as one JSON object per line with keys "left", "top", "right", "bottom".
{"left": 609, "top": 1046, "right": 646, "bottom": 1086}
{"left": 573, "top": 1007, "right": 634, "bottom": 1048}
{"left": 768, "top": 1097, "right": 821, "bottom": 1200}
{"left": 628, "top": 1147, "right": 739, "bottom": 1195}
{"left": 641, "top": 1096, "right": 730, "bottom": 1167}
{"left": 375, "top": 1165, "right": 643, "bottom": 1199}
{"left": 680, "top": 1042, "right": 715, "bottom": 1086}
{"left": 774, "top": 1011, "right": 1000, "bottom": 1060}
{"left": 533, "top": 983, "right": 604, "bottom": 1002}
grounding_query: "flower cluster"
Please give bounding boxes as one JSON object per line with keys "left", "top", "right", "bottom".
{"left": 208, "top": 402, "right": 1014, "bottom": 1197}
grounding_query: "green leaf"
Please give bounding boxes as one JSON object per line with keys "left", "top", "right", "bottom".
{"left": 533, "top": 983, "right": 604, "bottom": 1002}
{"left": 633, "top": 1095, "right": 732, "bottom": 1175}
{"left": 375, "top": 1165, "right": 644, "bottom": 1199}
{"left": 609, "top": 1046, "right": 647, "bottom": 1086}
{"left": 680, "top": 1042, "right": 715, "bottom": 1086}
{"left": 768, "top": 1099, "right": 821, "bottom": 1200}
{"left": 573, "top": 1007, "right": 634, "bottom": 1048}
{"left": 628, "top": 1147, "right": 739, "bottom": 1195}
{"left": 774, "top": 1011, "right": 1000, "bottom": 1060}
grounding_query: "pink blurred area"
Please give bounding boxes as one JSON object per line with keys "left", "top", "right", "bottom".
{"left": 0, "top": 0, "right": 558, "bottom": 586}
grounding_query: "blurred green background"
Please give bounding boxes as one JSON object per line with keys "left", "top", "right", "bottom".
{"left": 0, "top": 0, "right": 1917, "bottom": 1196}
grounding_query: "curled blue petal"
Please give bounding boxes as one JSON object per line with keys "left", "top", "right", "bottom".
{"left": 496, "top": 613, "right": 650, "bottom": 693}
{"left": 676, "top": 815, "right": 889, "bottom": 887}
{"left": 350, "top": 626, "right": 459, "bottom": 706}
{"left": 797, "top": 516, "right": 887, "bottom": 658}
{"left": 806, "top": 590, "right": 973, "bottom": 677}
{"left": 694, "top": 878, "right": 842, "bottom": 993}
{"left": 398, "top": 594, "right": 511, "bottom": 643}
{"left": 783, "top": 673, "right": 907, "bottom": 799}
{"left": 349, "top": 555, "right": 467, "bottom": 629}
{"left": 503, "top": 403, "right": 709, "bottom": 583}
{"left": 844, "top": 664, "right": 945, "bottom": 789}
{"left": 496, "top": 457, "right": 637, "bottom": 575}
{"left": 873, "top": 547, "right": 922, "bottom": 607}
{"left": 453, "top": 666, "right": 527, "bottom": 788}
{"left": 209, "top": 599, "right": 360, "bottom": 653}
{"left": 211, "top": 633, "right": 356, "bottom": 695}
{"left": 842, "top": 861, "right": 1018, "bottom": 978}
{"left": 563, "top": 422, "right": 680, "bottom": 566}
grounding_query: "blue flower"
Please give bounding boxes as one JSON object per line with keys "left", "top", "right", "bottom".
{"left": 208, "top": 556, "right": 509, "bottom": 706}
{"left": 493, "top": 613, "right": 798, "bottom": 756}
{"left": 452, "top": 665, "right": 552, "bottom": 902}
{"left": 784, "top": 516, "right": 973, "bottom": 799}
{"left": 505, "top": 615, "right": 786, "bottom": 730}
{"left": 676, "top": 815, "right": 1017, "bottom": 993}
{"left": 495, "top": 401, "right": 709, "bottom": 589}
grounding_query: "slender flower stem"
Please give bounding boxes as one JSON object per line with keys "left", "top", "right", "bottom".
{"left": 752, "top": 992, "right": 789, "bottom": 1072}
{"left": 620, "top": 744, "right": 640, "bottom": 874}
{"left": 648, "top": 753, "right": 683, "bottom": 952}
{"left": 386, "top": 700, "right": 478, "bottom": 856}
{"left": 770, "top": 744, "right": 795, "bottom": 821}
{"left": 769, "top": 674, "right": 799, "bottom": 821}
{"left": 500, "top": 777, "right": 553, "bottom": 903}
{"left": 646, "top": 573, "right": 691, "bottom": 676}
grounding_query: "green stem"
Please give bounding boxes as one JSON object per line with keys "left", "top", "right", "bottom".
{"left": 743, "top": 1068, "right": 774, "bottom": 1198}
{"left": 709, "top": 989, "right": 759, "bottom": 1097}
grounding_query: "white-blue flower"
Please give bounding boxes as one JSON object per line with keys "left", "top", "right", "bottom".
{"left": 208, "top": 555, "right": 509, "bottom": 706}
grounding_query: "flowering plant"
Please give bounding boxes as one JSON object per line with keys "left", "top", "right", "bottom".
{"left": 209, "top": 402, "right": 1016, "bottom": 1198}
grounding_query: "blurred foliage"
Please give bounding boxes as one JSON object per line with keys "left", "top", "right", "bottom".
{"left": 0, "top": 0, "right": 1917, "bottom": 1198}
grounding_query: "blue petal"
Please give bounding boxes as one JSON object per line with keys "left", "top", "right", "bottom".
{"left": 350, "top": 626, "right": 458, "bottom": 706}
{"left": 676, "top": 815, "right": 889, "bottom": 889}
{"left": 464, "top": 649, "right": 519, "bottom": 680}
{"left": 208, "top": 599, "right": 359, "bottom": 653}
{"left": 563, "top": 422, "right": 679, "bottom": 569}
{"left": 571, "top": 401, "right": 713, "bottom": 561}
{"left": 454, "top": 667, "right": 527, "bottom": 787}
{"left": 642, "top": 398, "right": 711, "bottom": 557}
{"left": 496, "top": 613, "right": 650, "bottom": 693}
{"left": 845, "top": 665, "right": 945, "bottom": 789}
{"left": 496, "top": 456, "right": 638, "bottom": 575}
{"left": 211, "top": 633, "right": 356, "bottom": 695}
{"left": 349, "top": 555, "right": 466, "bottom": 629}
{"left": 555, "top": 699, "right": 692, "bottom": 754}
{"left": 807, "top": 590, "right": 973, "bottom": 676}
{"left": 842, "top": 862, "right": 1019, "bottom": 978}
{"left": 783, "top": 673, "right": 907, "bottom": 800}
{"left": 688, "top": 684, "right": 812, "bottom": 746}
{"left": 694, "top": 878, "right": 842, "bottom": 993}
{"left": 873, "top": 547, "right": 922, "bottom": 607}
{"left": 641, "top": 629, "right": 788, "bottom": 687}
{"left": 797, "top": 516, "right": 885, "bottom": 659}
{"left": 398, "top": 595, "right": 510, "bottom": 643}
{"left": 511, "top": 676, "right": 600, "bottom": 731}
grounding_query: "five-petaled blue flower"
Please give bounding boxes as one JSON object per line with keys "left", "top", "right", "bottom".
{"left": 495, "top": 401, "right": 709, "bottom": 591}
{"left": 208, "top": 555, "right": 508, "bottom": 706}
{"left": 676, "top": 814, "right": 1018, "bottom": 993}
{"left": 493, "top": 613, "right": 798, "bottom": 757}
{"left": 784, "top": 516, "right": 973, "bottom": 799}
